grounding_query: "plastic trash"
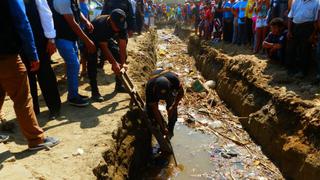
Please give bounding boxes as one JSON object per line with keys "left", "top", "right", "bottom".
{"left": 73, "top": 148, "right": 84, "bottom": 156}
{"left": 204, "top": 80, "right": 216, "bottom": 89}
{"left": 208, "top": 120, "right": 223, "bottom": 129}
{"left": 192, "top": 80, "right": 206, "bottom": 92}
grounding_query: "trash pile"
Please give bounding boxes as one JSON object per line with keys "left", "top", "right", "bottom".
{"left": 155, "top": 29, "right": 283, "bottom": 179}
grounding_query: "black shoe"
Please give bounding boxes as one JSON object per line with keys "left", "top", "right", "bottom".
{"left": 115, "top": 85, "right": 127, "bottom": 93}
{"left": 48, "top": 110, "right": 60, "bottom": 120}
{"left": 92, "top": 93, "right": 104, "bottom": 102}
{"left": 79, "top": 94, "right": 90, "bottom": 101}
{"left": 0, "top": 135, "right": 9, "bottom": 143}
{"left": 68, "top": 98, "right": 89, "bottom": 107}
{"left": 50, "top": 60, "right": 58, "bottom": 64}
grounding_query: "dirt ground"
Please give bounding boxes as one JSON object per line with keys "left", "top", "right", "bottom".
{"left": 0, "top": 34, "right": 152, "bottom": 179}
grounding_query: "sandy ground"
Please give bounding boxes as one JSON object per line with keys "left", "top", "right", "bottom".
{"left": 0, "top": 35, "right": 148, "bottom": 179}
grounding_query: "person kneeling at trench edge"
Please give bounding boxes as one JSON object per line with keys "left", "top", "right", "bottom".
{"left": 146, "top": 69, "right": 184, "bottom": 139}
{"left": 85, "top": 9, "right": 128, "bottom": 102}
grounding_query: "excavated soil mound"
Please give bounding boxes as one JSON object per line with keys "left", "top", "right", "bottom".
{"left": 188, "top": 36, "right": 320, "bottom": 179}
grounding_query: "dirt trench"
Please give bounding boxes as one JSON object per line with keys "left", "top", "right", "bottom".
{"left": 187, "top": 35, "right": 320, "bottom": 179}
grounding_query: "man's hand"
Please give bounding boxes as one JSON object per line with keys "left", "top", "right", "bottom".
{"left": 112, "top": 62, "right": 121, "bottom": 75}
{"left": 86, "top": 20, "right": 94, "bottom": 33}
{"left": 273, "top": 43, "right": 281, "bottom": 49}
{"left": 30, "top": 61, "right": 40, "bottom": 72}
{"left": 120, "top": 64, "right": 128, "bottom": 71}
{"left": 46, "top": 40, "right": 56, "bottom": 56}
{"left": 85, "top": 40, "right": 96, "bottom": 53}
{"left": 287, "top": 31, "right": 293, "bottom": 40}
{"left": 161, "top": 126, "right": 169, "bottom": 136}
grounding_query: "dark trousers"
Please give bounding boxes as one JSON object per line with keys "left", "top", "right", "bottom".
{"left": 246, "top": 18, "right": 254, "bottom": 46}
{"left": 238, "top": 23, "right": 247, "bottom": 45}
{"left": 22, "top": 46, "right": 61, "bottom": 115}
{"left": 136, "top": 13, "right": 144, "bottom": 34}
{"left": 286, "top": 22, "right": 314, "bottom": 74}
{"left": 87, "top": 40, "right": 122, "bottom": 95}
{"left": 223, "top": 19, "right": 233, "bottom": 43}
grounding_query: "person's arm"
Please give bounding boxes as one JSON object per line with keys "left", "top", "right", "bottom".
{"left": 149, "top": 102, "right": 168, "bottom": 133}
{"left": 118, "top": 39, "right": 127, "bottom": 66}
{"left": 35, "top": 0, "right": 56, "bottom": 56}
{"left": 54, "top": 0, "right": 96, "bottom": 53}
{"left": 168, "top": 85, "right": 184, "bottom": 113}
{"left": 99, "top": 42, "right": 121, "bottom": 74}
{"left": 9, "top": 0, "right": 39, "bottom": 71}
{"left": 80, "top": 12, "right": 94, "bottom": 33}
{"left": 64, "top": 15, "right": 96, "bottom": 53}
{"left": 263, "top": 41, "right": 274, "bottom": 49}
{"left": 35, "top": 0, "right": 56, "bottom": 39}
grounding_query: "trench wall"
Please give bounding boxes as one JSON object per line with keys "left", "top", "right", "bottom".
{"left": 188, "top": 36, "right": 320, "bottom": 180}
{"left": 93, "top": 32, "right": 157, "bottom": 179}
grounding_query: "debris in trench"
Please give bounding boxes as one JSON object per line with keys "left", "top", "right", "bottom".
{"left": 191, "top": 79, "right": 207, "bottom": 92}
{"left": 204, "top": 80, "right": 216, "bottom": 89}
{"left": 149, "top": 29, "right": 283, "bottom": 179}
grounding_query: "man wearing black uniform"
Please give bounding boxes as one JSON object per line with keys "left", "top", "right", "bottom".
{"left": 86, "top": 9, "right": 128, "bottom": 101}
{"left": 101, "top": 0, "right": 134, "bottom": 36}
{"left": 145, "top": 69, "right": 184, "bottom": 139}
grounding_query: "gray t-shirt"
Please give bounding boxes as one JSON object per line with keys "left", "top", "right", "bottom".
{"left": 53, "top": 0, "right": 73, "bottom": 15}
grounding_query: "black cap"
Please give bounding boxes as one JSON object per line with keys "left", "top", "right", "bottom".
{"left": 155, "top": 76, "right": 171, "bottom": 100}
{"left": 110, "top": 9, "right": 127, "bottom": 31}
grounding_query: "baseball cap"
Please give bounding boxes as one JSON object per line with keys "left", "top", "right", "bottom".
{"left": 155, "top": 76, "right": 171, "bottom": 100}
{"left": 110, "top": 9, "right": 127, "bottom": 31}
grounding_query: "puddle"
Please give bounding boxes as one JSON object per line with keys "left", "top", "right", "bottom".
{"left": 171, "top": 123, "right": 218, "bottom": 179}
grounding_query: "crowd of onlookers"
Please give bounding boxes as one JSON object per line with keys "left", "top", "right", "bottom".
{"left": 149, "top": 0, "right": 320, "bottom": 81}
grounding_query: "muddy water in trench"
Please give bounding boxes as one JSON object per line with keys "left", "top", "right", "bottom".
{"left": 143, "top": 29, "right": 284, "bottom": 179}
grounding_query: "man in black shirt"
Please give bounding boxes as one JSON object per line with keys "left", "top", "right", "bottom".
{"left": 101, "top": 0, "right": 134, "bottom": 36}
{"left": 86, "top": 9, "right": 128, "bottom": 101}
{"left": 145, "top": 69, "right": 184, "bottom": 139}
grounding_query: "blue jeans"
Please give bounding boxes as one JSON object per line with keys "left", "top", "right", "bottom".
{"left": 56, "top": 39, "right": 80, "bottom": 100}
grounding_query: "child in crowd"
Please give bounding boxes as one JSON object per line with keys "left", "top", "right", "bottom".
{"left": 262, "top": 18, "right": 287, "bottom": 63}
{"left": 254, "top": 0, "right": 270, "bottom": 53}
